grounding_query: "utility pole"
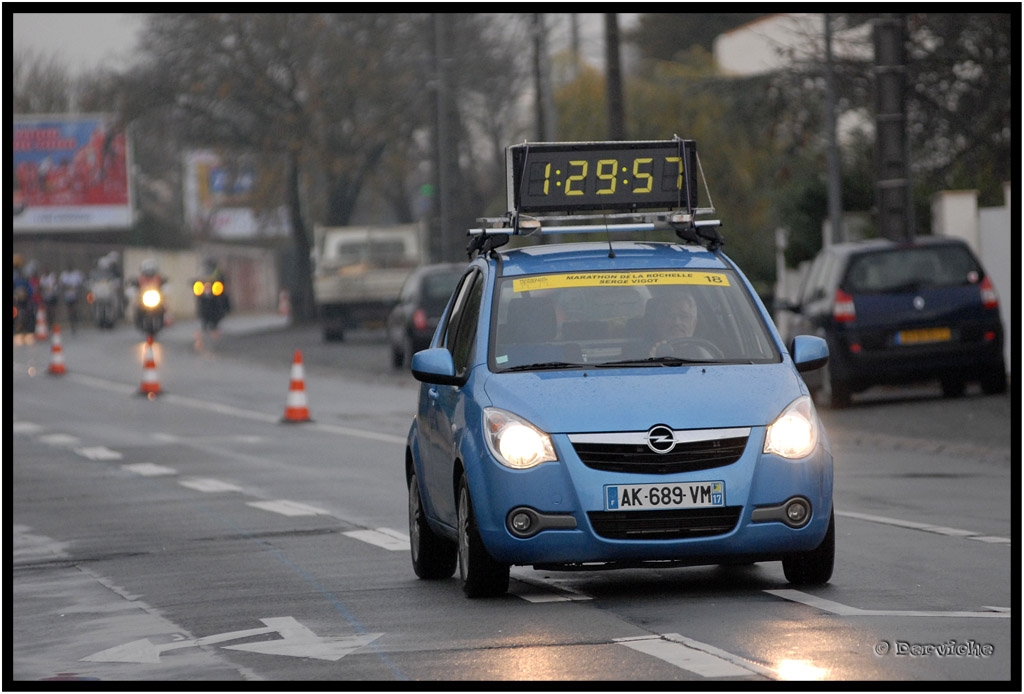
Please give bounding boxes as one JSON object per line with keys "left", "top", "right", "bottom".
{"left": 872, "top": 14, "right": 913, "bottom": 242}
{"left": 432, "top": 14, "right": 457, "bottom": 262}
{"left": 604, "top": 13, "right": 626, "bottom": 141}
{"left": 532, "top": 13, "right": 556, "bottom": 142}
{"left": 570, "top": 13, "right": 580, "bottom": 78}
{"left": 824, "top": 13, "right": 843, "bottom": 247}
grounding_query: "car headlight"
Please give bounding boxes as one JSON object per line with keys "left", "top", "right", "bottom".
{"left": 763, "top": 396, "right": 818, "bottom": 459}
{"left": 483, "top": 408, "right": 557, "bottom": 469}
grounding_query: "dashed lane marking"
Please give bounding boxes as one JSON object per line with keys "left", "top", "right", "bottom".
{"left": 766, "top": 589, "right": 1011, "bottom": 618}
{"left": 836, "top": 510, "right": 1010, "bottom": 545}
{"left": 247, "top": 500, "right": 330, "bottom": 517}
{"left": 75, "top": 446, "right": 124, "bottom": 461}
{"left": 13, "top": 421, "right": 44, "bottom": 435}
{"left": 123, "top": 463, "right": 178, "bottom": 477}
{"left": 343, "top": 528, "right": 409, "bottom": 551}
{"left": 37, "top": 433, "right": 81, "bottom": 447}
{"left": 179, "top": 478, "right": 244, "bottom": 493}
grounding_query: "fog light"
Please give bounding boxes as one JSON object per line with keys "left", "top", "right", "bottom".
{"left": 785, "top": 499, "right": 810, "bottom": 527}
{"left": 510, "top": 511, "right": 534, "bottom": 536}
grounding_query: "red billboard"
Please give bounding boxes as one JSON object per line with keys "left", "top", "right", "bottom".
{"left": 13, "top": 114, "right": 134, "bottom": 232}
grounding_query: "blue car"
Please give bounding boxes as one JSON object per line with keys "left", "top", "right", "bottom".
{"left": 405, "top": 139, "right": 834, "bottom": 597}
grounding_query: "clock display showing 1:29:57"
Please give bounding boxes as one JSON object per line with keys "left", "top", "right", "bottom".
{"left": 507, "top": 139, "right": 698, "bottom": 214}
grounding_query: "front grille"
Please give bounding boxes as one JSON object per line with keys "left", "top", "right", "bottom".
{"left": 588, "top": 506, "right": 742, "bottom": 540}
{"left": 572, "top": 436, "right": 748, "bottom": 474}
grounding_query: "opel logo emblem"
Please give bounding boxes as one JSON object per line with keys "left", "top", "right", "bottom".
{"left": 913, "top": 296, "right": 925, "bottom": 310}
{"left": 646, "top": 425, "right": 676, "bottom": 454}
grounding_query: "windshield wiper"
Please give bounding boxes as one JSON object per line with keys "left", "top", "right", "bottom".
{"left": 503, "top": 361, "right": 583, "bottom": 372}
{"left": 593, "top": 356, "right": 703, "bottom": 368}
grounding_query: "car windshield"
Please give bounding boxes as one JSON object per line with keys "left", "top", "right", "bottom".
{"left": 491, "top": 269, "right": 779, "bottom": 371}
{"left": 843, "top": 245, "right": 982, "bottom": 294}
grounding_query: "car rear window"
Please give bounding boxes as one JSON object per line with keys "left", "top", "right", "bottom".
{"left": 843, "top": 245, "right": 982, "bottom": 294}
{"left": 423, "top": 272, "right": 462, "bottom": 302}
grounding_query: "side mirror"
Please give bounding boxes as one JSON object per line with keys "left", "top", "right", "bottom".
{"left": 791, "top": 335, "right": 828, "bottom": 373}
{"left": 411, "top": 348, "right": 462, "bottom": 386}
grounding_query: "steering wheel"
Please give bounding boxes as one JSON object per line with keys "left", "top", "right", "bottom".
{"left": 658, "top": 337, "right": 725, "bottom": 360}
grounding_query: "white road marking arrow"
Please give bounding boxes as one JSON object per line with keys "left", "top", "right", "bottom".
{"left": 82, "top": 617, "right": 382, "bottom": 663}
{"left": 223, "top": 618, "right": 382, "bottom": 661}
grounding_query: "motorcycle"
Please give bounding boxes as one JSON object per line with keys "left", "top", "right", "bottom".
{"left": 192, "top": 276, "right": 230, "bottom": 334}
{"left": 133, "top": 279, "right": 166, "bottom": 338}
{"left": 88, "top": 274, "right": 122, "bottom": 329}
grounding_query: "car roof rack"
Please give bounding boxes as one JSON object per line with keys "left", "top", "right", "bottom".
{"left": 467, "top": 136, "right": 723, "bottom": 257}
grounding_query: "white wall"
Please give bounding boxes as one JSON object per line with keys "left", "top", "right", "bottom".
{"left": 931, "top": 187, "right": 1012, "bottom": 376}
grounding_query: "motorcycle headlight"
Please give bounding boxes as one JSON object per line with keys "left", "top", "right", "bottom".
{"left": 141, "top": 289, "right": 163, "bottom": 309}
{"left": 193, "top": 281, "right": 205, "bottom": 297}
{"left": 483, "top": 408, "right": 557, "bottom": 469}
{"left": 763, "top": 396, "right": 818, "bottom": 459}
{"left": 212, "top": 281, "right": 224, "bottom": 296}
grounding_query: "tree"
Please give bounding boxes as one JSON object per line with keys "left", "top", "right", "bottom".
{"left": 110, "top": 13, "right": 533, "bottom": 317}
{"left": 118, "top": 14, "right": 446, "bottom": 320}
{"left": 768, "top": 12, "right": 1013, "bottom": 260}
{"left": 11, "top": 49, "right": 74, "bottom": 114}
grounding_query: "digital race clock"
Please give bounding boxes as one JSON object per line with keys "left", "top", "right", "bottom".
{"left": 507, "top": 139, "right": 698, "bottom": 214}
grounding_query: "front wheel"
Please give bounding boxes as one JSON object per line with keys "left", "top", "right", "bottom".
{"left": 820, "top": 362, "right": 851, "bottom": 409}
{"left": 782, "top": 509, "right": 835, "bottom": 585}
{"left": 457, "top": 476, "right": 510, "bottom": 598}
{"left": 408, "top": 472, "right": 457, "bottom": 579}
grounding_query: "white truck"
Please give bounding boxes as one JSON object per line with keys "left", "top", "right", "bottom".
{"left": 311, "top": 223, "right": 425, "bottom": 341}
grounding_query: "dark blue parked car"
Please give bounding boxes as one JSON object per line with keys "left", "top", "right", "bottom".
{"left": 779, "top": 237, "right": 1006, "bottom": 408}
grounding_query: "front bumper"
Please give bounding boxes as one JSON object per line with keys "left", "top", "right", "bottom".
{"left": 466, "top": 428, "right": 834, "bottom": 567}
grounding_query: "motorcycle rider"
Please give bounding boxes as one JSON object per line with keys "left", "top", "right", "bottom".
{"left": 128, "top": 259, "right": 168, "bottom": 335}
{"left": 13, "top": 253, "right": 35, "bottom": 342}
{"left": 88, "top": 254, "right": 123, "bottom": 329}
{"left": 193, "top": 255, "right": 230, "bottom": 350}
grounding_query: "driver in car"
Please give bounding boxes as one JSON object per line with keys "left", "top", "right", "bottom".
{"left": 648, "top": 293, "right": 700, "bottom": 357}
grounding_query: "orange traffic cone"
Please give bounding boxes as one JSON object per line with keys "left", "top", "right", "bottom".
{"left": 139, "top": 335, "right": 162, "bottom": 397}
{"left": 34, "top": 305, "right": 49, "bottom": 342}
{"left": 281, "top": 350, "right": 312, "bottom": 423}
{"left": 48, "top": 325, "right": 66, "bottom": 375}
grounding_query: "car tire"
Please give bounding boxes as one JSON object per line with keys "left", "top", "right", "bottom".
{"left": 782, "top": 509, "right": 835, "bottom": 585}
{"left": 408, "top": 473, "right": 457, "bottom": 579}
{"left": 940, "top": 377, "right": 966, "bottom": 398}
{"left": 980, "top": 364, "right": 1008, "bottom": 395}
{"left": 402, "top": 334, "right": 416, "bottom": 370}
{"left": 820, "top": 363, "right": 851, "bottom": 409}
{"left": 457, "top": 476, "right": 510, "bottom": 598}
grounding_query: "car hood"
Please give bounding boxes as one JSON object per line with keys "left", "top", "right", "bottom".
{"left": 481, "top": 363, "right": 807, "bottom": 433}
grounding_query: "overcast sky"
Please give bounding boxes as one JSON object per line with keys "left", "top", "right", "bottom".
{"left": 13, "top": 13, "right": 637, "bottom": 76}
{"left": 13, "top": 13, "right": 146, "bottom": 75}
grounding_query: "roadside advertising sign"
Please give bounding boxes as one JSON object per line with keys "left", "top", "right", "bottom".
{"left": 13, "top": 114, "right": 134, "bottom": 232}
{"left": 183, "top": 150, "right": 291, "bottom": 240}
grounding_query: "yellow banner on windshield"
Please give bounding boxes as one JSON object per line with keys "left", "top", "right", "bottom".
{"left": 513, "top": 271, "right": 730, "bottom": 292}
